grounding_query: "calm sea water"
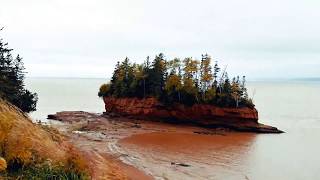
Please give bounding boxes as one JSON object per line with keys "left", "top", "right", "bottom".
{"left": 25, "top": 78, "right": 320, "bottom": 179}
{"left": 25, "top": 78, "right": 106, "bottom": 121}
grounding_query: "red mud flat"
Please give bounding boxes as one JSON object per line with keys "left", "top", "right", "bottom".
{"left": 120, "top": 132, "right": 256, "bottom": 153}
{"left": 119, "top": 132, "right": 257, "bottom": 180}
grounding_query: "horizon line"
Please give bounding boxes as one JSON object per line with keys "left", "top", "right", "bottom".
{"left": 26, "top": 76, "right": 320, "bottom": 81}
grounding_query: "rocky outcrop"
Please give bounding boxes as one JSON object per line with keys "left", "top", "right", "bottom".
{"left": 104, "top": 97, "right": 283, "bottom": 133}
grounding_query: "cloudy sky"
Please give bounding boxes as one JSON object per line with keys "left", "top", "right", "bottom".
{"left": 0, "top": 0, "right": 319, "bottom": 79}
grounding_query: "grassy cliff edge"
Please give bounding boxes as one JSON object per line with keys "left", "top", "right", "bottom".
{"left": 0, "top": 99, "right": 89, "bottom": 179}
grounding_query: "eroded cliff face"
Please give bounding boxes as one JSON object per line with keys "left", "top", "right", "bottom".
{"left": 103, "top": 97, "right": 283, "bottom": 133}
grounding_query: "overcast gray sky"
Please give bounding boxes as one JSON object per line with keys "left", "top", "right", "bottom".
{"left": 0, "top": 0, "right": 319, "bottom": 79}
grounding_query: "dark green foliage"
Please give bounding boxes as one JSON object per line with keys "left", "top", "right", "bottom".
{"left": 148, "top": 53, "right": 166, "bottom": 97}
{"left": 0, "top": 30, "right": 38, "bottom": 112}
{"left": 99, "top": 53, "right": 255, "bottom": 108}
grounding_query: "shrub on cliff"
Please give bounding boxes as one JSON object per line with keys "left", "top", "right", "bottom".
{"left": 100, "top": 53, "right": 255, "bottom": 108}
{"left": 98, "top": 84, "right": 111, "bottom": 97}
{"left": 0, "top": 28, "right": 38, "bottom": 112}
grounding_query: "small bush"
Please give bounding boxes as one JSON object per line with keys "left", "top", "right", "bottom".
{"left": 98, "top": 84, "right": 111, "bottom": 97}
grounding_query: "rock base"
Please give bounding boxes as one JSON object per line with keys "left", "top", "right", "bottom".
{"left": 103, "top": 97, "right": 284, "bottom": 134}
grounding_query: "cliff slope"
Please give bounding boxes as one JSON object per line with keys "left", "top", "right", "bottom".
{"left": 0, "top": 99, "right": 128, "bottom": 179}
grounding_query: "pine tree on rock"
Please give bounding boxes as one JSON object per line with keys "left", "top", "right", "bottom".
{"left": 99, "top": 53, "right": 255, "bottom": 108}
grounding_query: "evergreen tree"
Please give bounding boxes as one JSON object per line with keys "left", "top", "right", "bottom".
{"left": 241, "top": 76, "right": 249, "bottom": 100}
{"left": 212, "top": 61, "right": 220, "bottom": 89}
{"left": 222, "top": 73, "right": 231, "bottom": 95}
{"left": 0, "top": 31, "right": 38, "bottom": 112}
{"left": 149, "top": 53, "right": 166, "bottom": 97}
{"left": 110, "top": 61, "right": 124, "bottom": 97}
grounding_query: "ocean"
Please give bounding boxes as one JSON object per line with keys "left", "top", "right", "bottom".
{"left": 25, "top": 77, "right": 107, "bottom": 121}
{"left": 25, "top": 77, "right": 320, "bottom": 179}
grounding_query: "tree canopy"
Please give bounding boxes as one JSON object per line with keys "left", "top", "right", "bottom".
{"left": 99, "top": 53, "right": 254, "bottom": 108}
{"left": 0, "top": 29, "right": 38, "bottom": 112}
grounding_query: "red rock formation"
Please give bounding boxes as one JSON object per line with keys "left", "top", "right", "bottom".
{"left": 104, "top": 97, "right": 283, "bottom": 133}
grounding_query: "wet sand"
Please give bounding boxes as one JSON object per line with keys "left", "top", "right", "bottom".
{"left": 49, "top": 112, "right": 157, "bottom": 180}
{"left": 119, "top": 132, "right": 256, "bottom": 180}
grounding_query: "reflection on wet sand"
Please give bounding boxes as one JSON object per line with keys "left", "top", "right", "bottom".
{"left": 120, "top": 132, "right": 257, "bottom": 180}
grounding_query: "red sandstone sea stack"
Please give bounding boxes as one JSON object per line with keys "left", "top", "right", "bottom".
{"left": 103, "top": 97, "right": 283, "bottom": 133}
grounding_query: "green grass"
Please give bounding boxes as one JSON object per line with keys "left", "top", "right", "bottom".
{"left": 0, "top": 163, "right": 89, "bottom": 180}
